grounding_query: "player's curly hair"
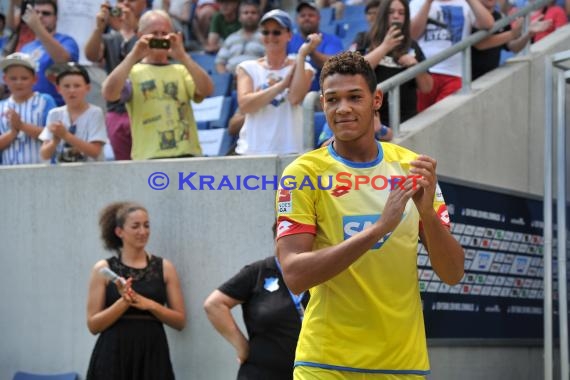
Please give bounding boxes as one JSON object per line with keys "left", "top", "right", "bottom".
{"left": 319, "top": 51, "right": 378, "bottom": 94}
{"left": 99, "top": 202, "right": 148, "bottom": 253}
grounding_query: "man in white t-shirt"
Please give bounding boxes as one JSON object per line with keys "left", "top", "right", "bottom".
{"left": 410, "top": 0, "right": 493, "bottom": 111}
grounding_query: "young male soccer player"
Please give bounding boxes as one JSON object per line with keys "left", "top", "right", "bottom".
{"left": 276, "top": 51, "right": 465, "bottom": 379}
{"left": 39, "top": 64, "right": 107, "bottom": 162}
{"left": 0, "top": 52, "right": 56, "bottom": 165}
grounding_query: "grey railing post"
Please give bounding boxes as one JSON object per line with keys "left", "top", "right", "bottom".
{"left": 522, "top": 14, "right": 531, "bottom": 56}
{"left": 388, "top": 86, "right": 400, "bottom": 136}
{"left": 545, "top": 48, "right": 570, "bottom": 380}
{"left": 544, "top": 54, "right": 553, "bottom": 380}
{"left": 302, "top": 91, "right": 320, "bottom": 152}
{"left": 556, "top": 65, "right": 568, "bottom": 380}
{"left": 461, "top": 46, "right": 472, "bottom": 94}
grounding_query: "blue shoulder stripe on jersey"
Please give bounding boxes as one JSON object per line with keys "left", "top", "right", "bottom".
{"left": 327, "top": 141, "right": 383, "bottom": 168}
{"left": 294, "top": 361, "right": 431, "bottom": 375}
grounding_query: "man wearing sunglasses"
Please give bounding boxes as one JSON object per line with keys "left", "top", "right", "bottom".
{"left": 20, "top": 0, "right": 79, "bottom": 106}
{"left": 287, "top": 1, "right": 343, "bottom": 92}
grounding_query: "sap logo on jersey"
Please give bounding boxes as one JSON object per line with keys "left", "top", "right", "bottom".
{"left": 343, "top": 215, "right": 392, "bottom": 250}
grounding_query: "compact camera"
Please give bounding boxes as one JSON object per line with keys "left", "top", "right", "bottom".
{"left": 149, "top": 38, "right": 170, "bottom": 49}
{"left": 110, "top": 6, "right": 122, "bottom": 17}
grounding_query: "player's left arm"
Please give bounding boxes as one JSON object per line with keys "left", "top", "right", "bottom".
{"left": 411, "top": 155, "right": 464, "bottom": 285}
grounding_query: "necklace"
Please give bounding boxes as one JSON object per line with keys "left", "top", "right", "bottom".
{"left": 115, "top": 252, "right": 154, "bottom": 282}
{"left": 265, "top": 55, "right": 288, "bottom": 70}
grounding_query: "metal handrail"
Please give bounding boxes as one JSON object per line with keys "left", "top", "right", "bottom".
{"left": 302, "top": 91, "right": 320, "bottom": 152}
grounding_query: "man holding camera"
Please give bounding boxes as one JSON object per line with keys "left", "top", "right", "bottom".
{"left": 20, "top": 0, "right": 79, "bottom": 106}
{"left": 85, "top": 0, "right": 147, "bottom": 160}
{"left": 102, "top": 10, "right": 214, "bottom": 160}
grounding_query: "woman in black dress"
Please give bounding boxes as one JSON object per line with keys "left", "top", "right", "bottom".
{"left": 86, "top": 202, "right": 186, "bottom": 380}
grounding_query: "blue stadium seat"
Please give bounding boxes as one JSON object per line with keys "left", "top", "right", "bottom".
{"left": 340, "top": 4, "right": 366, "bottom": 22}
{"left": 218, "top": 128, "right": 238, "bottom": 156}
{"left": 314, "top": 111, "right": 327, "bottom": 148}
{"left": 320, "top": 22, "right": 338, "bottom": 37}
{"left": 13, "top": 372, "right": 78, "bottom": 380}
{"left": 319, "top": 7, "right": 335, "bottom": 25}
{"left": 209, "top": 96, "right": 235, "bottom": 129}
{"left": 211, "top": 72, "right": 234, "bottom": 97}
{"left": 189, "top": 52, "right": 216, "bottom": 74}
{"left": 336, "top": 21, "right": 369, "bottom": 50}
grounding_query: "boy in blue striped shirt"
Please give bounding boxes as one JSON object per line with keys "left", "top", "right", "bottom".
{"left": 0, "top": 52, "right": 56, "bottom": 165}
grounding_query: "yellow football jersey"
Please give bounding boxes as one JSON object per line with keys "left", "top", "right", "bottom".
{"left": 276, "top": 142, "right": 450, "bottom": 375}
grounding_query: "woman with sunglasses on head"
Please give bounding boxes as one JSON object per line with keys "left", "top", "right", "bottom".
{"left": 86, "top": 202, "right": 186, "bottom": 380}
{"left": 234, "top": 9, "right": 315, "bottom": 155}
{"left": 364, "top": 0, "right": 432, "bottom": 128}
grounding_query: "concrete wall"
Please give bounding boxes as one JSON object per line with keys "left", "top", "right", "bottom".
{"left": 0, "top": 157, "right": 279, "bottom": 380}
{"left": 1, "top": 27, "right": 570, "bottom": 380}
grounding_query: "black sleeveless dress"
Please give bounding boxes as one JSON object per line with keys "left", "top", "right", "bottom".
{"left": 86, "top": 255, "right": 175, "bottom": 380}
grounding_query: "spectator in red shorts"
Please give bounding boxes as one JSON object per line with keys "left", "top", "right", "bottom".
{"left": 410, "top": 0, "right": 494, "bottom": 111}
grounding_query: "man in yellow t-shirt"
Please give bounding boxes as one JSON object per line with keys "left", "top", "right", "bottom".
{"left": 275, "top": 51, "right": 465, "bottom": 380}
{"left": 102, "top": 10, "right": 214, "bottom": 160}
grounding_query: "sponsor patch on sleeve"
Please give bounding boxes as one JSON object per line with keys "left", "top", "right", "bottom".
{"left": 435, "top": 183, "right": 445, "bottom": 202}
{"left": 278, "top": 189, "right": 293, "bottom": 214}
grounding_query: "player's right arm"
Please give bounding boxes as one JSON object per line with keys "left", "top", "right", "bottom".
{"left": 277, "top": 177, "right": 417, "bottom": 295}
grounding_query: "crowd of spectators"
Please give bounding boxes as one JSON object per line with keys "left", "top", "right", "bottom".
{"left": 0, "top": 0, "right": 568, "bottom": 164}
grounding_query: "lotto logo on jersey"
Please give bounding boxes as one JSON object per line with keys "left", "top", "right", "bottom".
{"left": 277, "top": 220, "right": 293, "bottom": 237}
{"left": 278, "top": 189, "right": 292, "bottom": 213}
{"left": 343, "top": 215, "right": 392, "bottom": 250}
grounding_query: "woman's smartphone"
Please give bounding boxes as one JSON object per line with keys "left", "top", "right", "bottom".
{"left": 391, "top": 21, "right": 403, "bottom": 30}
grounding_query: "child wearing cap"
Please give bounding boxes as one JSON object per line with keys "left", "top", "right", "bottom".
{"left": 39, "top": 64, "right": 107, "bottom": 162}
{"left": 0, "top": 52, "right": 57, "bottom": 165}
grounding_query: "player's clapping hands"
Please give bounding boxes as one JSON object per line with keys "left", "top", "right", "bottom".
{"left": 410, "top": 155, "right": 438, "bottom": 215}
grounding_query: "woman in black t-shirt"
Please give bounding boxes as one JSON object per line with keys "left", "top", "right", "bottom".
{"left": 364, "top": 0, "right": 433, "bottom": 127}
{"left": 204, "top": 246, "right": 308, "bottom": 379}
